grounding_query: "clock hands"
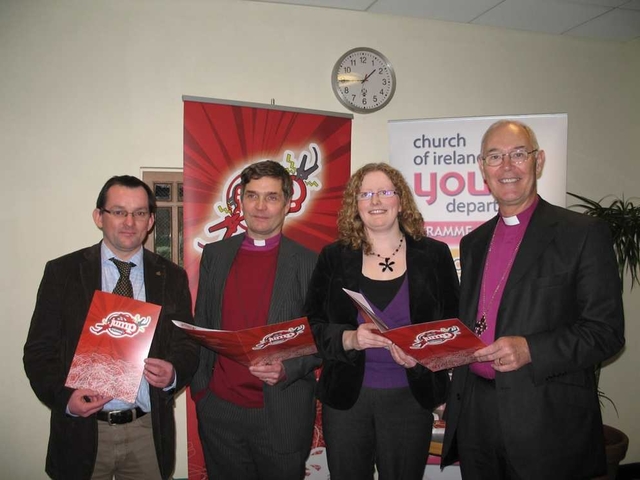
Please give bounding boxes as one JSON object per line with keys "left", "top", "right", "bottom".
{"left": 338, "top": 68, "right": 377, "bottom": 87}
{"left": 361, "top": 69, "right": 376, "bottom": 84}
{"left": 338, "top": 68, "right": 376, "bottom": 86}
{"left": 359, "top": 69, "right": 376, "bottom": 97}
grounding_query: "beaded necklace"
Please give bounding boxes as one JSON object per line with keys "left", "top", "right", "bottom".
{"left": 475, "top": 227, "right": 522, "bottom": 335}
{"left": 369, "top": 235, "right": 404, "bottom": 273}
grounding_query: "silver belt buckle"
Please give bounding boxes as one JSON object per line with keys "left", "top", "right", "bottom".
{"left": 106, "top": 410, "right": 122, "bottom": 426}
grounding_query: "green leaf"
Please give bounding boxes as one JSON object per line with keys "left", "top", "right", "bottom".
{"left": 567, "top": 192, "right": 640, "bottom": 291}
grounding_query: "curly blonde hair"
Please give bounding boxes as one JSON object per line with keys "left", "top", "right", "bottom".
{"left": 338, "top": 163, "right": 426, "bottom": 254}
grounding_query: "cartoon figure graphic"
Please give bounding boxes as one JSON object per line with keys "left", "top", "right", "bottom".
{"left": 195, "top": 143, "right": 323, "bottom": 249}
{"left": 288, "top": 144, "right": 320, "bottom": 214}
{"left": 204, "top": 179, "right": 245, "bottom": 241}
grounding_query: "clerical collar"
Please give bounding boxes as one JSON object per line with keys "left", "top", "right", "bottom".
{"left": 241, "top": 233, "right": 281, "bottom": 251}
{"left": 500, "top": 195, "right": 540, "bottom": 227}
{"left": 502, "top": 215, "right": 519, "bottom": 226}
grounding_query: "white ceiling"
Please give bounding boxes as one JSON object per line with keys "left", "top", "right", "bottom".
{"left": 247, "top": 0, "right": 640, "bottom": 42}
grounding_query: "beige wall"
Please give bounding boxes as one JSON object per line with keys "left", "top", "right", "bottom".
{"left": 1, "top": 0, "right": 638, "bottom": 477}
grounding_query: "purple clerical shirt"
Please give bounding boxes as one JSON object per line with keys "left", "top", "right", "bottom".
{"left": 470, "top": 197, "right": 538, "bottom": 379}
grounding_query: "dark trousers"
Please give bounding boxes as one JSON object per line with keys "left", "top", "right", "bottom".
{"left": 322, "top": 386, "right": 433, "bottom": 480}
{"left": 456, "top": 375, "right": 596, "bottom": 480}
{"left": 196, "top": 390, "right": 308, "bottom": 480}
{"left": 456, "top": 374, "right": 522, "bottom": 480}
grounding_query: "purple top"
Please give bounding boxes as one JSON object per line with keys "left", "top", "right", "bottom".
{"left": 360, "top": 275, "right": 411, "bottom": 389}
{"left": 470, "top": 197, "right": 538, "bottom": 379}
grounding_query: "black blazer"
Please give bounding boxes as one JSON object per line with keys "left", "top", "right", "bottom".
{"left": 441, "top": 199, "right": 625, "bottom": 479}
{"left": 305, "top": 235, "right": 460, "bottom": 411}
{"left": 191, "top": 234, "right": 321, "bottom": 453}
{"left": 23, "top": 243, "right": 199, "bottom": 480}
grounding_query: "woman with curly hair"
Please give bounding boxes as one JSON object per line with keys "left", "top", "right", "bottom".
{"left": 305, "top": 162, "right": 460, "bottom": 480}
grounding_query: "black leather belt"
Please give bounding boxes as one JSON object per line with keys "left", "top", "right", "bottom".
{"left": 97, "top": 407, "right": 147, "bottom": 425}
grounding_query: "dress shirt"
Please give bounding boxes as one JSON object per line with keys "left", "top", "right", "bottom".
{"left": 100, "top": 244, "right": 152, "bottom": 411}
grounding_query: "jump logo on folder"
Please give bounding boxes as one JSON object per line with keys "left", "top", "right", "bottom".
{"left": 173, "top": 317, "right": 317, "bottom": 367}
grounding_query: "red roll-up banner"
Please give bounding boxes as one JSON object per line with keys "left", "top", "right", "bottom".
{"left": 183, "top": 97, "right": 352, "bottom": 479}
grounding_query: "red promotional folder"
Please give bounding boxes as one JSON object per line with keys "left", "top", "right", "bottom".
{"left": 173, "top": 317, "right": 318, "bottom": 367}
{"left": 342, "top": 288, "right": 486, "bottom": 371}
{"left": 65, "top": 291, "right": 161, "bottom": 403}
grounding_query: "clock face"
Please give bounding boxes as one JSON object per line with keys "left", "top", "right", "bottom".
{"left": 332, "top": 48, "right": 396, "bottom": 114}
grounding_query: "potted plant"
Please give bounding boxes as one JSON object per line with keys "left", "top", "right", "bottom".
{"left": 568, "top": 193, "right": 640, "bottom": 291}
{"left": 568, "top": 192, "right": 639, "bottom": 480}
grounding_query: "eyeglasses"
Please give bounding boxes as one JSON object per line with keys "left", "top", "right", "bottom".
{"left": 356, "top": 190, "right": 397, "bottom": 201}
{"left": 482, "top": 149, "right": 538, "bottom": 167}
{"left": 101, "top": 208, "right": 151, "bottom": 220}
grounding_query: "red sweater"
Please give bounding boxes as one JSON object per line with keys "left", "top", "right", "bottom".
{"left": 209, "top": 241, "right": 278, "bottom": 407}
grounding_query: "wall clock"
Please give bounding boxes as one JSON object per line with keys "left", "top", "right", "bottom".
{"left": 331, "top": 47, "right": 396, "bottom": 114}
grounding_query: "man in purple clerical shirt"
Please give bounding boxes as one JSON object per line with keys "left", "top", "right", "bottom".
{"left": 441, "top": 120, "right": 625, "bottom": 480}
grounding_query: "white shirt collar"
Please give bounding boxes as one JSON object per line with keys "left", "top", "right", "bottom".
{"left": 100, "top": 242, "right": 144, "bottom": 265}
{"left": 502, "top": 215, "right": 520, "bottom": 226}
